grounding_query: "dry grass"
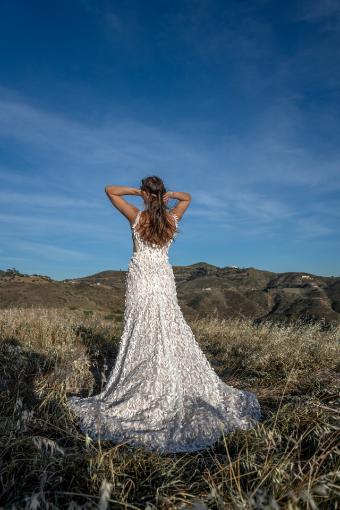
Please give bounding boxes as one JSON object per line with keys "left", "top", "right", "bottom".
{"left": 0, "top": 307, "right": 339, "bottom": 509}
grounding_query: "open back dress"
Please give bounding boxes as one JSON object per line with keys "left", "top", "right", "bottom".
{"left": 67, "top": 209, "right": 261, "bottom": 453}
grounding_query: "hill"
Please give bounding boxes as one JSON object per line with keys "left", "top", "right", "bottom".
{"left": 1, "top": 263, "right": 339, "bottom": 326}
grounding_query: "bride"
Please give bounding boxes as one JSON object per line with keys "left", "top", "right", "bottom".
{"left": 67, "top": 175, "right": 261, "bottom": 454}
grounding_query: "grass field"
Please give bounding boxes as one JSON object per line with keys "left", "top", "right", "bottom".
{"left": 0, "top": 307, "right": 339, "bottom": 509}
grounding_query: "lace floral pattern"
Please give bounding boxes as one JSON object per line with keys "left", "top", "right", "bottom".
{"left": 67, "top": 210, "right": 262, "bottom": 453}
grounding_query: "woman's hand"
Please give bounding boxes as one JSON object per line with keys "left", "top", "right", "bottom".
{"left": 163, "top": 191, "right": 175, "bottom": 204}
{"left": 140, "top": 190, "right": 148, "bottom": 201}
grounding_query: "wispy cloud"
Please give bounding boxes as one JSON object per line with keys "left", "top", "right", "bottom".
{"left": 80, "top": 0, "right": 126, "bottom": 35}
{"left": 1, "top": 91, "right": 338, "bottom": 193}
{"left": 0, "top": 166, "right": 42, "bottom": 186}
{"left": 0, "top": 93, "right": 208, "bottom": 190}
{"left": 189, "top": 186, "right": 337, "bottom": 241}
{"left": 294, "top": 0, "right": 340, "bottom": 22}
{"left": 193, "top": 189, "right": 296, "bottom": 222}
{"left": 1, "top": 93, "right": 338, "bottom": 227}
{"left": 11, "top": 240, "right": 90, "bottom": 261}
{"left": 0, "top": 212, "right": 110, "bottom": 238}
{"left": 0, "top": 191, "right": 103, "bottom": 209}
{"left": 0, "top": 256, "right": 32, "bottom": 263}
{"left": 294, "top": 217, "right": 336, "bottom": 238}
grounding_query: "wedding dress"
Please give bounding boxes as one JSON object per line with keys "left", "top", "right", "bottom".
{"left": 67, "top": 210, "right": 261, "bottom": 454}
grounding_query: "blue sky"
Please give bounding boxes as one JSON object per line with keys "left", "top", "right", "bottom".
{"left": 1, "top": 0, "right": 340, "bottom": 280}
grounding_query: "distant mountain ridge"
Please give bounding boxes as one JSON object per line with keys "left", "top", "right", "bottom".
{"left": 1, "top": 263, "right": 339, "bottom": 327}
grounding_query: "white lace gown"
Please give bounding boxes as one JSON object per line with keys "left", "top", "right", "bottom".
{"left": 67, "top": 210, "right": 261, "bottom": 453}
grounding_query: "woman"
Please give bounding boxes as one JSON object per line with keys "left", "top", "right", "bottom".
{"left": 67, "top": 175, "right": 261, "bottom": 454}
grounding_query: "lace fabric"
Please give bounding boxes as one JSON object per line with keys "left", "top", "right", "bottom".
{"left": 67, "top": 209, "right": 261, "bottom": 454}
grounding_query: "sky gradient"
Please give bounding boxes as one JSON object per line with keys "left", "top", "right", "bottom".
{"left": 1, "top": 0, "right": 340, "bottom": 280}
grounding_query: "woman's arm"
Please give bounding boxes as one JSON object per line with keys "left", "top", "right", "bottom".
{"left": 104, "top": 185, "right": 142, "bottom": 196}
{"left": 170, "top": 191, "right": 191, "bottom": 201}
{"left": 104, "top": 185, "right": 141, "bottom": 224}
{"left": 166, "top": 191, "right": 191, "bottom": 220}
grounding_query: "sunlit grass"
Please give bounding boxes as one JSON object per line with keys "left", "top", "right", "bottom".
{"left": 0, "top": 307, "right": 339, "bottom": 508}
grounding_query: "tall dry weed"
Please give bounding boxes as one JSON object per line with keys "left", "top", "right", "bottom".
{"left": 0, "top": 307, "right": 339, "bottom": 509}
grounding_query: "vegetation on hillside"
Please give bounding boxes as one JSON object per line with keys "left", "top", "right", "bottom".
{"left": 1, "top": 264, "right": 340, "bottom": 326}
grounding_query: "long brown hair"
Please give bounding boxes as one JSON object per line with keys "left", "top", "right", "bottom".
{"left": 137, "top": 175, "right": 179, "bottom": 247}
